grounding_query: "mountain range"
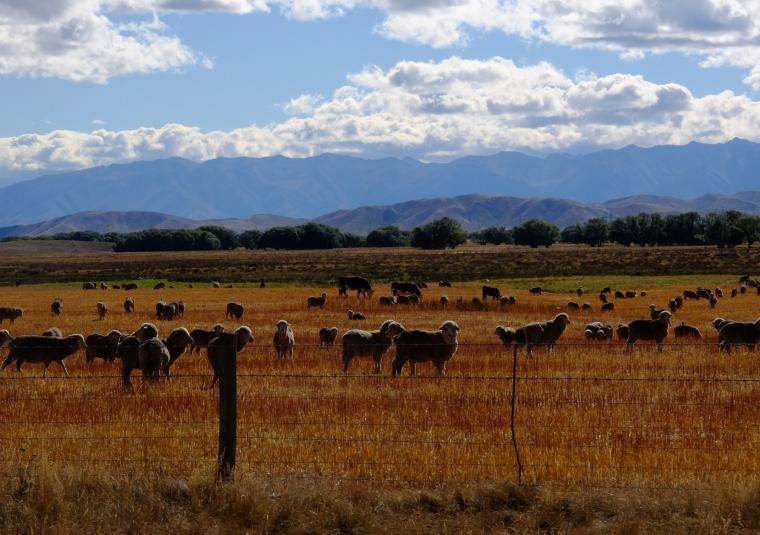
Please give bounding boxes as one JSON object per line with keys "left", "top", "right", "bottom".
{"left": 3, "top": 192, "right": 760, "bottom": 237}
{"left": 2, "top": 138, "right": 760, "bottom": 227}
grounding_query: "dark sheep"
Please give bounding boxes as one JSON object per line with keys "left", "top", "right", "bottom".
{"left": 626, "top": 311, "right": 672, "bottom": 352}
{"left": 674, "top": 323, "right": 702, "bottom": 338}
{"left": 226, "top": 302, "right": 244, "bottom": 320}
{"left": 85, "top": 330, "right": 122, "bottom": 363}
{"left": 0, "top": 307, "right": 23, "bottom": 324}
{"left": 82, "top": 282, "right": 97, "bottom": 290}
{"left": 123, "top": 283, "right": 138, "bottom": 291}
{"left": 494, "top": 326, "right": 516, "bottom": 346}
{"left": 207, "top": 327, "right": 255, "bottom": 388}
{"left": 567, "top": 301, "right": 580, "bottom": 310}
{"left": 50, "top": 299, "right": 63, "bottom": 316}
{"left": 138, "top": 338, "right": 171, "bottom": 382}
{"left": 683, "top": 290, "right": 700, "bottom": 300}
{"left": 379, "top": 296, "right": 396, "bottom": 306}
{"left": 718, "top": 320, "right": 760, "bottom": 352}
{"left": 529, "top": 287, "right": 542, "bottom": 295}
{"left": 342, "top": 320, "right": 405, "bottom": 373}
{"left": 273, "top": 320, "right": 295, "bottom": 360}
{"left": 124, "top": 297, "right": 135, "bottom": 314}
{"left": 189, "top": 324, "right": 225, "bottom": 354}
{"left": 614, "top": 291, "right": 625, "bottom": 299}
{"left": 163, "top": 327, "right": 195, "bottom": 375}
{"left": 439, "top": 281, "right": 452, "bottom": 287}
{"left": 154, "top": 282, "right": 165, "bottom": 290}
{"left": 319, "top": 327, "right": 339, "bottom": 348}
{"left": 1, "top": 334, "right": 86, "bottom": 377}
{"left": 391, "top": 282, "right": 422, "bottom": 298}
{"left": 391, "top": 321, "right": 460, "bottom": 376}
{"left": 96, "top": 302, "right": 108, "bottom": 321}
{"left": 347, "top": 310, "right": 366, "bottom": 321}
{"left": 601, "top": 302, "right": 614, "bottom": 313}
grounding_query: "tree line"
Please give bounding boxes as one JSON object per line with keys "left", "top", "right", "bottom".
{"left": 2, "top": 211, "right": 760, "bottom": 250}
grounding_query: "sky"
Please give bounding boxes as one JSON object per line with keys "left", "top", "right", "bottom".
{"left": 3, "top": 1, "right": 760, "bottom": 181}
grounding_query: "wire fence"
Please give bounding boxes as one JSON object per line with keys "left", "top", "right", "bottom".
{"left": 2, "top": 341, "right": 760, "bottom": 491}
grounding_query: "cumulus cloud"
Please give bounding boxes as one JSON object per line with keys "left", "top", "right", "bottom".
{"left": 3, "top": 56, "right": 760, "bottom": 174}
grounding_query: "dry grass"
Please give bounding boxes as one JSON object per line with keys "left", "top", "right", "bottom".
{"left": 1, "top": 277, "right": 760, "bottom": 531}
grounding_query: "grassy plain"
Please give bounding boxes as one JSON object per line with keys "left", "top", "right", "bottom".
{"left": 1, "top": 248, "right": 760, "bottom": 531}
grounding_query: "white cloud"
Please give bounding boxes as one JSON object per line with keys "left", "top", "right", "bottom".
{"left": 4, "top": 56, "right": 760, "bottom": 174}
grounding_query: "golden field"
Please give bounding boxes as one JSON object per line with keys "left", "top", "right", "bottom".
{"left": 0, "top": 277, "right": 758, "bottom": 489}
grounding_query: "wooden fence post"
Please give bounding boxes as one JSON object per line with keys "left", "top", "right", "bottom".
{"left": 510, "top": 344, "right": 523, "bottom": 484}
{"left": 217, "top": 332, "right": 237, "bottom": 482}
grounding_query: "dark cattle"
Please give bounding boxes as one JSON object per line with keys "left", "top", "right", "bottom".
{"left": 482, "top": 286, "right": 501, "bottom": 301}
{"left": 123, "top": 283, "right": 138, "bottom": 291}
{"left": 529, "top": 287, "right": 542, "bottom": 295}
{"left": 391, "top": 282, "right": 422, "bottom": 298}
{"left": 226, "top": 302, "right": 244, "bottom": 320}
{"left": 338, "top": 276, "right": 374, "bottom": 298}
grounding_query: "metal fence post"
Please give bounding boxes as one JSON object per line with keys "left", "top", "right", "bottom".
{"left": 510, "top": 344, "right": 523, "bottom": 484}
{"left": 217, "top": 332, "right": 237, "bottom": 482}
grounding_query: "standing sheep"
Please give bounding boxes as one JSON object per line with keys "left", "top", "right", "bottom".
{"left": 319, "top": 327, "right": 339, "bottom": 349}
{"left": 226, "top": 302, "right": 244, "bottom": 320}
{"left": 616, "top": 324, "right": 629, "bottom": 341}
{"left": 529, "top": 287, "right": 542, "bottom": 295}
{"left": 718, "top": 320, "right": 760, "bottom": 352}
{"left": 674, "top": 323, "right": 702, "bottom": 339}
{"left": 440, "top": 296, "right": 449, "bottom": 308}
{"left": 379, "top": 296, "right": 396, "bottom": 306}
{"left": 273, "top": 320, "right": 295, "bottom": 359}
{"left": 138, "top": 338, "right": 171, "bottom": 382}
{"left": 347, "top": 310, "right": 366, "bottom": 320}
{"left": 307, "top": 293, "right": 327, "bottom": 309}
{"left": 206, "top": 327, "right": 255, "bottom": 388}
{"left": 494, "top": 326, "right": 517, "bottom": 346}
{"left": 96, "top": 302, "right": 108, "bottom": 321}
{"left": 515, "top": 313, "right": 571, "bottom": 356}
{"left": 1, "top": 334, "right": 87, "bottom": 377}
{"left": 50, "top": 299, "right": 63, "bottom": 316}
{"left": 626, "top": 310, "right": 672, "bottom": 352}
{"left": 0, "top": 330, "right": 12, "bottom": 349}
{"left": 85, "top": 330, "right": 123, "bottom": 363}
{"left": 124, "top": 297, "right": 135, "bottom": 314}
{"left": 189, "top": 324, "right": 226, "bottom": 354}
{"left": 342, "top": 320, "right": 405, "bottom": 373}
{"left": 132, "top": 323, "right": 159, "bottom": 342}
{"left": 0, "top": 307, "right": 23, "bottom": 324}
{"left": 601, "top": 302, "right": 615, "bottom": 313}
{"left": 391, "top": 320, "right": 460, "bottom": 376}
{"left": 163, "top": 327, "right": 195, "bottom": 375}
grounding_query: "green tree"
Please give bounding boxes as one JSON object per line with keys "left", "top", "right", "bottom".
{"left": 197, "top": 225, "right": 239, "bottom": 250}
{"left": 340, "top": 232, "right": 366, "bottom": 248}
{"left": 582, "top": 218, "right": 609, "bottom": 247}
{"left": 238, "top": 229, "right": 262, "bottom": 249}
{"left": 512, "top": 219, "right": 560, "bottom": 248}
{"left": 560, "top": 224, "right": 584, "bottom": 244}
{"left": 472, "top": 226, "right": 513, "bottom": 245}
{"left": 704, "top": 211, "right": 744, "bottom": 248}
{"left": 298, "top": 223, "right": 343, "bottom": 249}
{"left": 410, "top": 218, "right": 467, "bottom": 249}
{"left": 366, "top": 226, "right": 410, "bottom": 247}
{"left": 258, "top": 227, "right": 303, "bottom": 249}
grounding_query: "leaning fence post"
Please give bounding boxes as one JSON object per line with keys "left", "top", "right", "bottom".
{"left": 217, "top": 332, "right": 237, "bottom": 482}
{"left": 510, "top": 344, "right": 523, "bottom": 484}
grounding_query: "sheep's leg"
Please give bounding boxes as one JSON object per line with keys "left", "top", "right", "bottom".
{"left": 42, "top": 362, "right": 50, "bottom": 377}
{"left": 58, "top": 360, "right": 70, "bottom": 377}
{"left": 435, "top": 363, "right": 445, "bottom": 376}
{"left": 0, "top": 354, "right": 12, "bottom": 370}
{"left": 373, "top": 356, "right": 381, "bottom": 374}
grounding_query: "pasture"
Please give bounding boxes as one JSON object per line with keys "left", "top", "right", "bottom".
{"left": 2, "top": 273, "right": 760, "bottom": 532}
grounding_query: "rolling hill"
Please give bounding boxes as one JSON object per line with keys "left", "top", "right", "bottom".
{"left": 1, "top": 139, "right": 760, "bottom": 227}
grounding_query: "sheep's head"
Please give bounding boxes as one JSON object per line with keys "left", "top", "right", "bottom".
{"left": 235, "top": 326, "right": 254, "bottom": 346}
{"left": 495, "top": 326, "right": 515, "bottom": 344}
{"left": 657, "top": 311, "right": 673, "bottom": 324}
{"left": 133, "top": 323, "right": 158, "bottom": 341}
{"left": 321, "top": 293, "right": 327, "bottom": 299}
{"left": 0, "top": 330, "right": 11, "bottom": 346}
{"left": 648, "top": 304, "right": 656, "bottom": 310}
{"left": 584, "top": 329, "right": 595, "bottom": 340}
{"left": 554, "top": 313, "right": 571, "bottom": 327}
{"left": 347, "top": 310, "right": 353, "bottom": 318}
{"left": 276, "top": 320, "right": 289, "bottom": 334}
{"left": 107, "top": 330, "right": 122, "bottom": 345}
{"left": 712, "top": 317, "right": 725, "bottom": 329}
{"left": 213, "top": 324, "right": 225, "bottom": 334}
{"left": 384, "top": 321, "right": 404, "bottom": 338}
{"left": 169, "top": 327, "right": 194, "bottom": 348}
{"left": 69, "top": 334, "right": 87, "bottom": 350}
{"left": 439, "top": 320, "right": 460, "bottom": 345}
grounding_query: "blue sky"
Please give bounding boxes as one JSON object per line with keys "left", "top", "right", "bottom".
{"left": 2, "top": 1, "right": 760, "bottom": 180}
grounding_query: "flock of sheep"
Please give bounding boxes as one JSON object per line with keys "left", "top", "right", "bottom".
{"left": 0, "top": 274, "right": 759, "bottom": 384}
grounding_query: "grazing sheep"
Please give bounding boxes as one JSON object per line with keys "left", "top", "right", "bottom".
{"left": 226, "top": 302, "right": 244, "bottom": 320}
{"left": 154, "top": 282, "right": 165, "bottom": 290}
{"left": 132, "top": 323, "right": 158, "bottom": 342}
{"left": 112, "top": 284, "right": 121, "bottom": 290}
{"left": 649, "top": 304, "right": 665, "bottom": 320}
{"left": 408, "top": 294, "right": 420, "bottom": 305}
{"left": 482, "top": 286, "right": 501, "bottom": 301}
{"left": 206, "top": 327, "right": 255, "bottom": 388}
{"left": 696, "top": 288, "right": 712, "bottom": 300}
{"left": 626, "top": 310, "right": 672, "bottom": 352}
{"left": 100, "top": 282, "right": 108, "bottom": 290}
{"left": 741, "top": 286, "right": 748, "bottom": 295}
{"left": 175, "top": 301, "right": 185, "bottom": 318}
{"left": 614, "top": 291, "right": 625, "bottom": 299}
{"left": 42, "top": 327, "right": 62, "bottom": 338}
{"left": 576, "top": 287, "right": 584, "bottom": 296}
{"left": 212, "top": 281, "right": 221, "bottom": 288}
{"left": 582, "top": 303, "right": 592, "bottom": 312}
{"left": 494, "top": 326, "right": 517, "bottom": 346}
{"left": 675, "top": 296, "right": 684, "bottom": 309}
{"left": 342, "top": 320, "right": 405, "bottom": 373}
{"left": 732, "top": 288, "right": 739, "bottom": 298}
{"left": 439, "top": 281, "right": 452, "bottom": 287}
{"left": 625, "top": 291, "right": 638, "bottom": 299}
{"left": 0, "top": 307, "right": 23, "bottom": 324}
{"left": 338, "top": 276, "right": 374, "bottom": 298}
{"left": 683, "top": 290, "right": 700, "bottom": 300}
{"left": 156, "top": 301, "right": 180, "bottom": 320}
{"left": 471, "top": 297, "right": 487, "bottom": 310}
{"left": 82, "top": 282, "right": 97, "bottom": 290}
{"left": 124, "top": 297, "right": 135, "bottom": 314}
{"left": 440, "top": 296, "right": 449, "bottom": 308}
{"left": 1, "top": 334, "right": 86, "bottom": 377}
{"left": 391, "top": 320, "right": 460, "bottom": 376}
{"left": 709, "top": 295, "right": 718, "bottom": 309}
{"left": 379, "top": 296, "right": 396, "bottom": 306}
{"left": 138, "top": 338, "right": 171, "bottom": 382}
{"left": 396, "top": 295, "right": 412, "bottom": 306}
{"left": 273, "top": 320, "right": 295, "bottom": 359}
{"left": 96, "top": 302, "right": 108, "bottom": 321}
{"left": 515, "top": 313, "right": 571, "bottom": 356}
{"left": 347, "top": 310, "right": 366, "bottom": 321}
{"left": 85, "top": 330, "right": 122, "bottom": 363}
{"left": 307, "top": 293, "right": 327, "bottom": 309}
{"left": 669, "top": 299, "right": 678, "bottom": 313}
{"left": 616, "top": 324, "right": 629, "bottom": 341}
{"left": 567, "top": 301, "right": 580, "bottom": 310}
{"left": 189, "top": 324, "right": 226, "bottom": 354}
{"left": 117, "top": 336, "right": 141, "bottom": 388}
{"left": 640, "top": 291, "right": 648, "bottom": 297}
{"left": 674, "top": 323, "right": 702, "bottom": 339}
{"left": 319, "top": 327, "right": 339, "bottom": 348}
{"left": 718, "top": 320, "right": 760, "bottom": 352}
{"left": 584, "top": 322, "right": 612, "bottom": 341}
{"left": 122, "top": 283, "right": 138, "bottom": 291}
{"left": 601, "top": 302, "right": 615, "bottom": 313}
{"left": 601, "top": 287, "right": 612, "bottom": 294}
{"left": 163, "top": 327, "right": 195, "bottom": 374}
{"left": 716, "top": 288, "right": 724, "bottom": 298}
{"left": 529, "top": 287, "right": 542, "bottom": 295}
{"left": 50, "top": 299, "right": 63, "bottom": 316}
{"left": 499, "top": 296, "right": 512, "bottom": 308}
{"left": 599, "top": 293, "right": 608, "bottom": 304}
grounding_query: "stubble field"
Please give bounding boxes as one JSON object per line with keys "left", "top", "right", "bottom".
{"left": 3, "top": 272, "right": 760, "bottom": 532}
